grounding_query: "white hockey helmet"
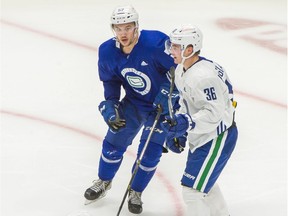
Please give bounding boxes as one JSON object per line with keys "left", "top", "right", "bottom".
{"left": 168, "top": 24, "right": 203, "bottom": 55}
{"left": 111, "top": 5, "right": 139, "bottom": 27}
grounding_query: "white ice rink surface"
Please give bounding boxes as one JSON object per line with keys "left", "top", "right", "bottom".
{"left": 1, "top": 0, "right": 287, "bottom": 215}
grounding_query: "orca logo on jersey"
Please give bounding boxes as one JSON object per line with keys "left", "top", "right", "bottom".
{"left": 121, "top": 68, "right": 151, "bottom": 95}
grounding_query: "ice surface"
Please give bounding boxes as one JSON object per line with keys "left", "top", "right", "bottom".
{"left": 1, "top": 0, "right": 287, "bottom": 215}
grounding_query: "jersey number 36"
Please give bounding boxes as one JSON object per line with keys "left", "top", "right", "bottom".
{"left": 204, "top": 87, "right": 217, "bottom": 101}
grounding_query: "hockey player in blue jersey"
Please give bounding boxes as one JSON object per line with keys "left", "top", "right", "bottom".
{"left": 84, "top": 5, "right": 179, "bottom": 214}
{"left": 161, "top": 24, "right": 238, "bottom": 216}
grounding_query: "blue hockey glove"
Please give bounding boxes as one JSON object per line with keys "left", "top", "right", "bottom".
{"left": 153, "top": 83, "right": 179, "bottom": 115}
{"left": 98, "top": 100, "right": 126, "bottom": 132}
{"left": 166, "top": 133, "right": 187, "bottom": 153}
{"left": 161, "top": 113, "right": 195, "bottom": 138}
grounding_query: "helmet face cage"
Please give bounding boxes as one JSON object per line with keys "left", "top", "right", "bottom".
{"left": 165, "top": 39, "right": 172, "bottom": 54}
{"left": 111, "top": 5, "right": 139, "bottom": 28}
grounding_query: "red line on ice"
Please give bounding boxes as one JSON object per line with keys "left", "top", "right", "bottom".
{"left": 1, "top": 19, "right": 98, "bottom": 52}
{"left": 1, "top": 109, "right": 185, "bottom": 216}
{"left": 1, "top": 19, "right": 286, "bottom": 109}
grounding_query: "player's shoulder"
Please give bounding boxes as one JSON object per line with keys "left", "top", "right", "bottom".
{"left": 99, "top": 38, "right": 119, "bottom": 58}
{"left": 99, "top": 37, "right": 117, "bottom": 49}
{"left": 194, "top": 57, "right": 216, "bottom": 72}
{"left": 188, "top": 57, "right": 216, "bottom": 79}
{"left": 139, "top": 30, "right": 169, "bottom": 48}
{"left": 140, "top": 29, "right": 168, "bottom": 38}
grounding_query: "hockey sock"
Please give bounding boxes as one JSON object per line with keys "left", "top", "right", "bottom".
{"left": 131, "top": 141, "right": 163, "bottom": 192}
{"left": 98, "top": 140, "right": 126, "bottom": 181}
{"left": 205, "top": 183, "right": 229, "bottom": 216}
{"left": 131, "top": 165, "right": 157, "bottom": 192}
{"left": 182, "top": 186, "right": 210, "bottom": 216}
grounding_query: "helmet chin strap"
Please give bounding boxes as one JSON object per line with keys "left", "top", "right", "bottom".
{"left": 133, "top": 28, "right": 139, "bottom": 43}
{"left": 181, "top": 50, "right": 196, "bottom": 65}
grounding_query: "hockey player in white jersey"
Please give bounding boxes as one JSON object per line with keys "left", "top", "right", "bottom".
{"left": 161, "top": 25, "right": 238, "bottom": 216}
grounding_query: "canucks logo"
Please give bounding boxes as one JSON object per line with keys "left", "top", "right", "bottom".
{"left": 127, "top": 76, "right": 144, "bottom": 88}
{"left": 121, "top": 68, "right": 151, "bottom": 95}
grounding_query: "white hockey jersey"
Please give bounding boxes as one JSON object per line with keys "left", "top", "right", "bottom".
{"left": 175, "top": 57, "right": 236, "bottom": 151}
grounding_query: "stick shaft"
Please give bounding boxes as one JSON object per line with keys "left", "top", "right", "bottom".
{"left": 168, "top": 66, "right": 176, "bottom": 120}
{"left": 116, "top": 106, "right": 163, "bottom": 216}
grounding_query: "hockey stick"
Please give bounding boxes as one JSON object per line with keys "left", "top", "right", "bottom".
{"left": 116, "top": 105, "right": 163, "bottom": 216}
{"left": 167, "top": 66, "right": 184, "bottom": 152}
{"left": 168, "top": 66, "right": 176, "bottom": 123}
{"left": 161, "top": 66, "right": 176, "bottom": 154}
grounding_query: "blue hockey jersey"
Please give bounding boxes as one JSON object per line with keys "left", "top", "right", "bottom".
{"left": 98, "top": 30, "right": 176, "bottom": 111}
